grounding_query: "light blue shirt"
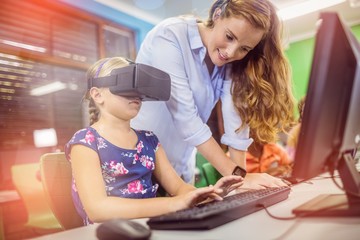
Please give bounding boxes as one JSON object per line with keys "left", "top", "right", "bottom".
{"left": 131, "top": 17, "right": 252, "bottom": 182}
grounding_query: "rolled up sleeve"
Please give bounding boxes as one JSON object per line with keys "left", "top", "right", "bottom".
{"left": 220, "top": 80, "right": 253, "bottom": 150}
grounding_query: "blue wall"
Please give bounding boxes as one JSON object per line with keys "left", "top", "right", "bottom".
{"left": 59, "top": 0, "right": 155, "bottom": 50}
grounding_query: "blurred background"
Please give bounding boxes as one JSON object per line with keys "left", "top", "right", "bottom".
{"left": 0, "top": 0, "right": 359, "bottom": 239}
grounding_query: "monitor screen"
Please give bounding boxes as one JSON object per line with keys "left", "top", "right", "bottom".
{"left": 291, "top": 12, "right": 360, "bottom": 216}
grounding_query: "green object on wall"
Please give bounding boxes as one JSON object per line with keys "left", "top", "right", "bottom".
{"left": 286, "top": 38, "right": 315, "bottom": 102}
{"left": 285, "top": 24, "right": 360, "bottom": 113}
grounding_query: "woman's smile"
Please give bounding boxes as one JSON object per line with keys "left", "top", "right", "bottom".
{"left": 217, "top": 49, "right": 228, "bottom": 62}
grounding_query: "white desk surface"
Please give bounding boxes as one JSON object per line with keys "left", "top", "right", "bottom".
{"left": 30, "top": 174, "right": 360, "bottom": 240}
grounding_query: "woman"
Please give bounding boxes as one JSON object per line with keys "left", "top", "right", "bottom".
{"left": 131, "top": 0, "right": 295, "bottom": 188}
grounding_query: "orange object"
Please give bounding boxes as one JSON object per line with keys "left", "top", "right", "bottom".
{"left": 246, "top": 143, "right": 291, "bottom": 176}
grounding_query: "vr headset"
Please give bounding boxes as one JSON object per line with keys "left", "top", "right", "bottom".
{"left": 88, "top": 63, "right": 171, "bottom": 101}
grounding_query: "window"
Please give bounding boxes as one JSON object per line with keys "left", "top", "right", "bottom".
{"left": 0, "top": 1, "right": 135, "bottom": 153}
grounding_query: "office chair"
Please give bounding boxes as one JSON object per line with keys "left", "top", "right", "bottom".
{"left": 11, "top": 163, "right": 62, "bottom": 234}
{"left": 202, "top": 162, "right": 222, "bottom": 186}
{"left": 195, "top": 152, "right": 209, "bottom": 187}
{"left": 40, "top": 152, "right": 83, "bottom": 230}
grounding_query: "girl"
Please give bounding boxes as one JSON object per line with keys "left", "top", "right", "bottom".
{"left": 65, "top": 57, "right": 243, "bottom": 225}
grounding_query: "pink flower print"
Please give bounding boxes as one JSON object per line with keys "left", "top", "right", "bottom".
{"left": 132, "top": 153, "right": 139, "bottom": 164}
{"left": 136, "top": 141, "right": 144, "bottom": 153}
{"left": 140, "top": 155, "right": 155, "bottom": 170}
{"left": 84, "top": 130, "right": 95, "bottom": 145}
{"left": 145, "top": 159, "right": 154, "bottom": 170}
{"left": 109, "top": 161, "right": 129, "bottom": 176}
{"left": 97, "top": 137, "right": 107, "bottom": 149}
{"left": 127, "top": 180, "right": 143, "bottom": 193}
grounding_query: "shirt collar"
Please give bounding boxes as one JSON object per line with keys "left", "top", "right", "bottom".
{"left": 187, "top": 17, "right": 204, "bottom": 51}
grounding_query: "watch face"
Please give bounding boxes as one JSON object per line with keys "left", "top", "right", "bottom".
{"left": 233, "top": 166, "right": 246, "bottom": 177}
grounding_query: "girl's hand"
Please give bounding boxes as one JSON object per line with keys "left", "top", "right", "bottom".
{"left": 169, "top": 186, "right": 222, "bottom": 212}
{"left": 168, "top": 176, "right": 243, "bottom": 213}
{"left": 212, "top": 175, "right": 244, "bottom": 197}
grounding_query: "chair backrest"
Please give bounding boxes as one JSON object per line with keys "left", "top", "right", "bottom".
{"left": 202, "top": 162, "right": 222, "bottom": 186}
{"left": 40, "top": 152, "right": 83, "bottom": 229}
{"left": 11, "top": 163, "right": 62, "bottom": 230}
{"left": 195, "top": 152, "right": 209, "bottom": 187}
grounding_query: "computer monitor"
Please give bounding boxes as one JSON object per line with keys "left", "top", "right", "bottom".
{"left": 291, "top": 12, "right": 360, "bottom": 216}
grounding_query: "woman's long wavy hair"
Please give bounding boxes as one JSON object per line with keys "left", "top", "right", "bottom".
{"left": 205, "top": 0, "right": 296, "bottom": 144}
{"left": 85, "top": 57, "right": 130, "bottom": 125}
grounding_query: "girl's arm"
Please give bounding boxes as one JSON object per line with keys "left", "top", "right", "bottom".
{"left": 153, "top": 146, "right": 196, "bottom": 195}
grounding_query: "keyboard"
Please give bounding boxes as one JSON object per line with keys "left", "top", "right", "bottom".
{"left": 147, "top": 186, "right": 291, "bottom": 230}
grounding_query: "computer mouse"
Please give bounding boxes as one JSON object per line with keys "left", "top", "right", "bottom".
{"left": 96, "top": 218, "right": 151, "bottom": 240}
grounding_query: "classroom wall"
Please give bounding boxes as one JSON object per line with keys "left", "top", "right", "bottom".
{"left": 59, "top": 0, "right": 155, "bottom": 50}
{"left": 60, "top": 0, "right": 360, "bottom": 102}
{"left": 285, "top": 25, "right": 360, "bottom": 101}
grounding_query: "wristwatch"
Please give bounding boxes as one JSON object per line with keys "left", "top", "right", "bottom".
{"left": 232, "top": 166, "right": 247, "bottom": 178}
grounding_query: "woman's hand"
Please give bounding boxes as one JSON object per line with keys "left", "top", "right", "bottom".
{"left": 240, "top": 173, "right": 288, "bottom": 190}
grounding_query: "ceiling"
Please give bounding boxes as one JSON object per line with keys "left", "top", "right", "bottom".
{"left": 97, "top": 0, "right": 360, "bottom": 42}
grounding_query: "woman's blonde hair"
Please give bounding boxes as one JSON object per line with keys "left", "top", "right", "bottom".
{"left": 85, "top": 57, "right": 130, "bottom": 125}
{"left": 206, "top": 0, "right": 296, "bottom": 144}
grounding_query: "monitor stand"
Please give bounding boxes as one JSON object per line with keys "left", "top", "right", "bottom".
{"left": 292, "top": 152, "right": 360, "bottom": 217}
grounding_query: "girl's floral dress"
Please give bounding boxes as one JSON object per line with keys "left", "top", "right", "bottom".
{"left": 65, "top": 127, "right": 160, "bottom": 225}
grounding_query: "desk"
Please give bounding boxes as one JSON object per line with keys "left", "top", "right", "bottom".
{"left": 30, "top": 175, "right": 360, "bottom": 240}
